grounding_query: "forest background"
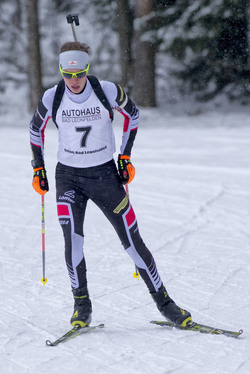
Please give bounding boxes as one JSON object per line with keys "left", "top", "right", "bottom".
{"left": 0, "top": 0, "right": 249, "bottom": 115}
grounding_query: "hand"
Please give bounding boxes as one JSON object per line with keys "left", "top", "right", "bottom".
{"left": 118, "top": 154, "right": 135, "bottom": 185}
{"left": 32, "top": 167, "right": 49, "bottom": 195}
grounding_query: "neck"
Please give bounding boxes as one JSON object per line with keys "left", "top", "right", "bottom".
{"left": 64, "top": 79, "right": 92, "bottom": 104}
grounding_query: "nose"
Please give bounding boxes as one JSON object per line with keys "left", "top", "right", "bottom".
{"left": 72, "top": 75, "right": 79, "bottom": 83}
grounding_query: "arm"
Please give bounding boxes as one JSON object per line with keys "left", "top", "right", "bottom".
{"left": 30, "top": 87, "right": 55, "bottom": 167}
{"left": 114, "top": 84, "right": 139, "bottom": 156}
{"left": 102, "top": 81, "right": 139, "bottom": 184}
{"left": 30, "top": 87, "right": 55, "bottom": 194}
{"left": 102, "top": 81, "right": 139, "bottom": 156}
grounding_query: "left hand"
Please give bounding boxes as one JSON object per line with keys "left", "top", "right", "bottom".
{"left": 117, "top": 154, "right": 135, "bottom": 185}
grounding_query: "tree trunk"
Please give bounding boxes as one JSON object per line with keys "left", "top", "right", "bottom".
{"left": 116, "top": 0, "right": 134, "bottom": 92}
{"left": 133, "top": 0, "right": 156, "bottom": 106}
{"left": 26, "top": 0, "right": 43, "bottom": 112}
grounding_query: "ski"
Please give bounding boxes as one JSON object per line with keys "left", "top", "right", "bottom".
{"left": 46, "top": 323, "right": 105, "bottom": 346}
{"left": 150, "top": 320, "right": 243, "bottom": 338}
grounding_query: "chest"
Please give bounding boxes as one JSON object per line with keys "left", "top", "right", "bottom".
{"left": 56, "top": 91, "right": 110, "bottom": 130}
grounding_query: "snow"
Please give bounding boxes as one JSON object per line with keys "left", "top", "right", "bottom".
{"left": 0, "top": 107, "right": 250, "bottom": 374}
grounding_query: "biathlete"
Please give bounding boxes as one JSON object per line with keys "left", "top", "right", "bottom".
{"left": 30, "top": 41, "right": 192, "bottom": 328}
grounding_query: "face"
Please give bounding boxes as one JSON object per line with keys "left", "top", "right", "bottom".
{"left": 63, "top": 69, "right": 87, "bottom": 94}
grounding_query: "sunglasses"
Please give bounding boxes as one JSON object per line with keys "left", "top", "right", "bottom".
{"left": 59, "top": 64, "right": 89, "bottom": 79}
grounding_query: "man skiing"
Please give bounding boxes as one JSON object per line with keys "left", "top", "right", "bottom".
{"left": 30, "top": 41, "right": 191, "bottom": 328}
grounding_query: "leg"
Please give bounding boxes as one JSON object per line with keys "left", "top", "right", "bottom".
{"left": 105, "top": 195, "right": 191, "bottom": 325}
{"left": 56, "top": 166, "right": 92, "bottom": 326}
{"left": 114, "top": 201, "right": 163, "bottom": 293}
{"left": 88, "top": 163, "right": 162, "bottom": 293}
{"left": 89, "top": 162, "right": 191, "bottom": 325}
{"left": 56, "top": 183, "right": 88, "bottom": 290}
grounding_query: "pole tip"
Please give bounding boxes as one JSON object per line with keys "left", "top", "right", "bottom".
{"left": 41, "top": 277, "right": 48, "bottom": 285}
{"left": 133, "top": 272, "right": 139, "bottom": 279}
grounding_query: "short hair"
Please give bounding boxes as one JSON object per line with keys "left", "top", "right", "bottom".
{"left": 60, "top": 41, "right": 90, "bottom": 54}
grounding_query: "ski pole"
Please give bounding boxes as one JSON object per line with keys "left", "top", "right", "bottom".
{"left": 41, "top": 194, "right": 47, "bottom": 285}
{"left": 125, "top": 184, "right": 129, "bottom": 196}
{"left": 125, "top": 184, "right": 139, "bottom": 279}
{"left": 66, "top": 14, "right": 80, "bottom": 42}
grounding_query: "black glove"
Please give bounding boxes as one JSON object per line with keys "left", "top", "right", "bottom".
{"left": 117, "top": 154, "right": 135, "bottom": 184}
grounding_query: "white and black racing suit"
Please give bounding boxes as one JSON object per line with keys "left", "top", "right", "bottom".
{"left": 30, "top": 77, "right": 162, "bottom": 293}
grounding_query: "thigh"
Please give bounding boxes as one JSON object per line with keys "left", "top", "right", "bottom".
{"left": 56, "top": 168, "right": 88, "bottom": 236}
{"left": 89, "top": 169, "right": 133, "bottom": 248}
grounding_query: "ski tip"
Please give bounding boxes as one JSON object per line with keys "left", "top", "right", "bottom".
{"left": 46, "top": 323, "right": 105, "bottom": 347}
{"left": 46, "top": 339, "right": 56, "bottom": 347}
{"left": 150, "top": 320, "right": 173, "bottom": 326}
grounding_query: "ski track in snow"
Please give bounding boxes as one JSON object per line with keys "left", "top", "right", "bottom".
{"left": 0, "top": 110, "right": 250, "bottom": 374}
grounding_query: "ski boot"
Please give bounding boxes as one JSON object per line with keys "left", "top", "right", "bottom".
{"left": 151, "top": 284, "right": 191, "bottom": 327}
{"left": 71, "top": 286, "right": 92, "bottom": 327}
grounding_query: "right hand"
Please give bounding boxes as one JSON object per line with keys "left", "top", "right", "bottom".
{"left": 32, "top": 167, "right": 49, "bottom": 195}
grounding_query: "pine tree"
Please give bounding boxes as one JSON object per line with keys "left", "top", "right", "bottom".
{"left": 26, "top": 0, "right": 43, "bottom": 111}
{"left": 133, "top": 0, "right": 157, "bottom": 106}
{"left": 157, "top": 0, "right": 250, "bottom": 100}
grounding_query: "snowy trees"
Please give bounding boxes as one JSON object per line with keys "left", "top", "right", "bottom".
{"left": 122, "top": 0, "right": 250, "bottom": 102}
{"left": 115, "top": 0, "right": 250, "bottom": 104}
{"left": 0, "top": 0, "right": 249, "bottom": 112}
{"left": 158, "top": 0, "right": 250, "bottom": 100}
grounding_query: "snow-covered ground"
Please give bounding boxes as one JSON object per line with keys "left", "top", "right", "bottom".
{"left": 0, "top": 108, "right": 250, "bottom": 374}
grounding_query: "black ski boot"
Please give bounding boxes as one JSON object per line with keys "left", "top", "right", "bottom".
{"left": 71, "top": 286, "right": 92, "bottom": 327}
{"left": 151, "top": 285, "right": 191, "bottom": 326}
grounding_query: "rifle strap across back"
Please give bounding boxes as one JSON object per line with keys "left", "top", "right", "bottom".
{"left": 52, "top": 75, "right": 114, "bottom": 125}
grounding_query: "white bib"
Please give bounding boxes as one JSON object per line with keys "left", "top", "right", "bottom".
{"left": 56, "top": 91, "right": 116, "bottom": 167}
